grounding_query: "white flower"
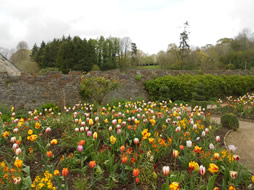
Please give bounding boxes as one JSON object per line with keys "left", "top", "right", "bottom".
{"left": 186, "top": 140, "right": 192, "bottom": 148}
{"left": 228, "top": 145, "right": 237, "bottom": 152}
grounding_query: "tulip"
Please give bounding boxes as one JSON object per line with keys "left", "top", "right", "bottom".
{"left": 228, "top": 145, "right": 237, "bottom": 152}
{"left": 169, "top": 182, "right": 180, "bottom": 190}
{"left": 89, "top": 161, "right": 96, "bottom": 168}
{"left": 209, "top": 143, "right": 215, "bottom": 150}
{"left": 133, "top": 168, "right": 139, "bottom": 177}
{"left": 120, "top": 145, "right": 125, "bottom": 152}
{"left": 10, "top": 137, "right": 16, "bottom": 143}
{"left": 230, "top": 171, "right": 238, "bottom": 179}
{"left": 74, "top": 119, "right": 79, "bottom": 124}
{"left": 62, "top": 168, "right": 69, "bottom": 176}
{"left": 95, "top": 116, "right": 99, "bottom": 122}
{"left": 78, "top": 140, "right": 85, "bottom": 146}
{"left": 175, "top": 126, "right": 181, "bottom": 132}
{"left": 112, "top": 119, "right": 117, "bottom": 125}
{"left": 108, "top": 126, "right": 112, "bottom": 132}
{"left": 215, "top": 136, "right": 220, "bottom": 142}
{"left": 75, "top": 128, "right": 79, "bottom": 132}
{"left": 93, "top": 132, "right": 98, "bottom": 139}
{"left": 13, "top": 143, "right": 18, "bottom": 150}
{"left": 173, "top": 150, "right": 179, "bottom": 158}
{"left": 14, "top": 159, "right": 23, "bottom": 168}
{"left": 186, "top": 140, "right": 192, "bottom": 148}
{"left": 252, "top": 176, "right": 254, "bottom": 183}
{"left": 80, "top": 127, "right": 84, "bottom": 132}
{"left": 47, "top": 151, "right": 53, "bottom": 158}
{"left": 117, "top": 129, "right": 121, "bottom": 134}
{"left": 208, "top": 163, "right": 219, "bottom": 173}
{"left": 77, "top": 145, "right": 83, "bottom": 152}
{"left": 54, "top": 170, "right": 60, "bottom": 176}
{"left": 213, "top": 187, "right": 219, "bottom": 190}
{"left": 233, "top": 154, "right": 240, "bottom": 162}
{"left": 201, "top": 131, "right": 206, "bottom": 137}
{"left": 89, "top": 119, "right": 94, "bottom": 126}
{"left": 81, "top": 121, "right": 85, "bottom": 126}
{"left": 50, "top": 139, "right": 58, "bottom": 145}
{"left": 13, "top": 177, "right": 21, "bottom": 184}
{"left": 179, "top": 145, "right": 184, "bottom": 150}
{"left": 214, "top": 152, "right": 220, "bottom": 160}
{"left": 13, "top": 128, "right": 19, "bottom": 133}
{"left": 85, "top": 127, "right": 89, "bottom": 132}
{"left": 122, "top": 156, "right": 128, "bottom": 163}
{"left": 45, "top": 127, "right": 51, "bottom": 133}
{"left": 193, "top": 124, "right": 197, "bottom": 130}
{"left": 194, "top": 146, "right": 202, "bottom": 153}
{"left": 15, "top": 148, "right": 22, "bottom": 156}
{"left": 205, "top": 128, "right": 209, "bottom": 134}
{"left": 110, "top": 136, "right": 116, "bottom": 144}
{"left": 199, "top": 165, "right": 206, "bottom": 175}
{"left": 162, "top": 166, "right": 170, "bottom": 176}
{"left": 134, "top": 138, "right": 139, "bottom": 145}
{"left": 228, "top": 185, "right": 236, "bottom": 190}
{"left": 87, "top": 131, "right": 92, "bottom": 137}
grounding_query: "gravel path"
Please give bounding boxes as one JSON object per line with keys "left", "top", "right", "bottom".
{"left": 210, "top": 116, "right": 254, "bottom": 172}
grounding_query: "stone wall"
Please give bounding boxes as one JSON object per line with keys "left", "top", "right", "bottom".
{"left": 0, "top": 72, "right": 82, "bottom": 110}
{"left": 0, "top": 69, "right": 253, "bottom": 110}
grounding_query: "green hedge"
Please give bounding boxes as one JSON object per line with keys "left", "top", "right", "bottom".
{"left": 144, "top": 74, "right": 254, "bottom": 101}
{"left": 221, "top": 113, "right": 239, "bottom": 130}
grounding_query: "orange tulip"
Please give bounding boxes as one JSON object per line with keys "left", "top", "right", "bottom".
{"left": 89, "top": 161, "right": 96, "bottom": 168}
{"left": 122, "top": 156, "right": 128, "bottom": 164}
{"left": 47, "top": 151, "right": 53, "bottom": 158}
{"left": 133, "top": 168, "right": 139, "bottom": 177}
{"left": 78, "top": 140, "right": 85, "bottom": 146}
{"left": 62, "top": 168, "right": 69, "bottom": 176}
{"left": 120, "top": 145, "right": 125, "bottom": 152}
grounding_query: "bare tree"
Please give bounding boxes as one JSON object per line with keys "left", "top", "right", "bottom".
{"left": 16, "top": 41, "right": 29, "bottom": 50}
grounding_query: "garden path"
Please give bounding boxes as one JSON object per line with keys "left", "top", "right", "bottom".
{"left": 210, "top": 116, "right": 254, "bottom": 173}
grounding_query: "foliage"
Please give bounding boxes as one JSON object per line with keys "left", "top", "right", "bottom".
{"left": 145, "top": 74, "right": 254, "bottom": 101}
{"left": 39, "top": 102, "right": 60, "bottom": 113}
{"left": 221, "top": 113, "right": 239, "bottom": 130}
{"left": 80, "top": 76, "right": 120, "bottom": 105}
{"left": 38, "top": 67, "right": 62, "bottom": 75}
{"left": 0, "top": 99, "right": 253, "bottom": 189}
{"left": 135, "top": 74, "right": 142, "bottom": 81}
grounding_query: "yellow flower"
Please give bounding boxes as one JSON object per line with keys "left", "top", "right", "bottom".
{"left": 28, "top": 129, "right": 33, "bottom": 135}
{"left": 27, "top": 135, "right": 38, "bottom": 141}
{"left": 35, "top": 122, "right": 40, "bottom": 129}
{"left": 149, "top": 137, "right": 155, "bottom": 144}
{"left": 118, "top": 119, "right": 122, "bottom": 124}
{"left": 89, "top": 119, "right": 94, "bottom": 126}
{"left": 208, "top": 163, "right": 219, "bottom": 173}
{"left": 189, "top": 161, "right": 199, "bottom": 171}
{"left": 169, "top": 182, "right": 180, "bottom": 190}
{"left": 110, "top": 136, "right": 116, "bottom": 144}
{"left": 50, "top": 139, "right": 58, "bottom": 145}
{"left": 142, "top": 129, "right": 151, "bottom": 139}
{"left": 93, "top": 132, "right": 98, "bottom": 139}
{"left": 104, "top": 119, "right": 108, "bottom": 124}
{"left": 14, "top": 159, "right": 23, "bottom": 168}
{"left": 3, "top": 131, "right": 9, "bottom": 138}
{"left": 228, "top": 185, "right": 236, "bottom": 190}
{"left": 252, "top": 176, "right": 254, "bottom": 183}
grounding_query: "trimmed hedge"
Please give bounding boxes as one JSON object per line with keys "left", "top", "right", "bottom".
{"left": 221, "top": 113, "right": 239, "bottom": 130}
{"left": 144, "top": 74, "right": 254, "bottom": 101}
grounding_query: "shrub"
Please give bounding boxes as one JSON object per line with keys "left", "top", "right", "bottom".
{"left": 221, "top": 113, "right": 239, "bottom": 130}
{"left": 144, "top": 74, "right": 254, "bottom": 101}
{"left": 91, "top": 64, "right": 100, "bottom": 71}
{"left": 40, "top": 103, "right": 60, "bottom": 113}
{"left": 135, "top": 74, "right": 142, "bottom": 80}
{"left": 159, "top": 86, "right": 169, "bottom": 100}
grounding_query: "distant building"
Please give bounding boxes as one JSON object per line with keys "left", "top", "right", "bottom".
{"left": 0, "top": 53, "right": 21, "bottom": 76}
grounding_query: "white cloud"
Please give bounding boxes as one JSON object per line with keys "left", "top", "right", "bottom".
{"left": 0, "top": 0, "right": 254, "bottom": 54}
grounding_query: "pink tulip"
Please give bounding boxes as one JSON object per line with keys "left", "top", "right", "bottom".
{"left": 77, "top": 145, "right": 83, "bottom": 152}
{"left": 134, "top": 138, "right": 139, "bottom": 145}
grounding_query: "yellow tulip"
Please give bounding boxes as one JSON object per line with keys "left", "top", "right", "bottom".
{"left": 110, "top": 135, "right": 116, "bottom": 144}
{"left": 208, "top": 163, "right": 219, "bottom": 173}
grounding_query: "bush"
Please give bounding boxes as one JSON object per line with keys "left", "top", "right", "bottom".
{"left": 144, "top": 74, "right": 254, "bottom": 101}
{"left": 221, "top": 113, "right": 239, "bottom": 130}
{"left": 159, "top": 86, "right": 169, "bottom": 100}
{"left": 40, "top": 103, "right": 60, "bottom": 113}
{"left": 135, "top": 74, "right": 142, "bottom": 80}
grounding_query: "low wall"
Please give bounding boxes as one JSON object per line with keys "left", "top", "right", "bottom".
{"left": 0, "top": 69, "right": 253, "bottom": 110}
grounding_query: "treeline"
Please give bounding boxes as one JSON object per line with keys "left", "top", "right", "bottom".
{"left": 31, "top": 36, "right": 137, "bottom": 73}
{"left": 157, "top": 29, "right": 254, "bottom": 70}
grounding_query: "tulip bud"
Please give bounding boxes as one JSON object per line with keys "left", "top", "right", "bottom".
{"left": 186, "top": 140, "right": 192, "bottom": 148}
{"left": 15, "top": 148, "right": 22, "bottom": 156}
{"left": 10, "top": 137, "right": 16, "bottom": 143}
{"left": 162, "top": 166, "right": 170, "bottom": 176}
{"left": 175, "top": 126, "right": 181, "bottom": 132}
{"left": 108, "top": 126, "right": 112, "bottom": 132}
{"left": 75, "top": 128, "right": 79, "bottom": 132}
{"left": 77, "top": 145, "right": 83, "bottom": 152}
{"left": 215, "top": 136, "right": 220, "bottom": 142}
{"left": 87, "top": 131, "right": 92, "bottom": 137}
{"left": 95, "top": 117, "right": 99, "bottom": 122}
{"left": 93, "top": 132, "right": 98, "bottom": 139}
{"left": 80, "top": 127, "right": 84, "bottom": 132}
{"left": 230, "top": 171, "right": 238, "bottom": 179}
{"left": 13, "top": 143, "right": 18, "bottom": 150}
{"left": 214, "top": 152, "right": 220, "bottom": 160}
{"left": 173, "top": 149, "right": 179, "bottom": 158}
{"left": 47, "top": 151, "right": 53, "bottom": 158}
{"left": 209, "top": 143, "right": 215, "bottom": 150}
{"left": 81, "top": 121, "right": 85, "bottom": 126}
{"left": 199, "top": 165, "right": 206, "bottom": 175}
{"left": 45, "top": 127, "right": 51, "bottom": 133}
{"left": 134, "top": 138, "right": 139, "bottom": 145}
{"left": 233, "top": 154, "right": 240, "bottom": 162}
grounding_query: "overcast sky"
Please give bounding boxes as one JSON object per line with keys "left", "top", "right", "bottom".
{"left": 0, "top": 0, "right": 254, "bottom": 54}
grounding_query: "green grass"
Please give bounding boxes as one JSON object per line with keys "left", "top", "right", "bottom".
{"left": 135, "top": 65, "right": 161, "bottom": 69}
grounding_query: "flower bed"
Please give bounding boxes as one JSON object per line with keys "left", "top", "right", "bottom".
{"left": 0, "top": 101, "right": 253, "bottom": 189}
